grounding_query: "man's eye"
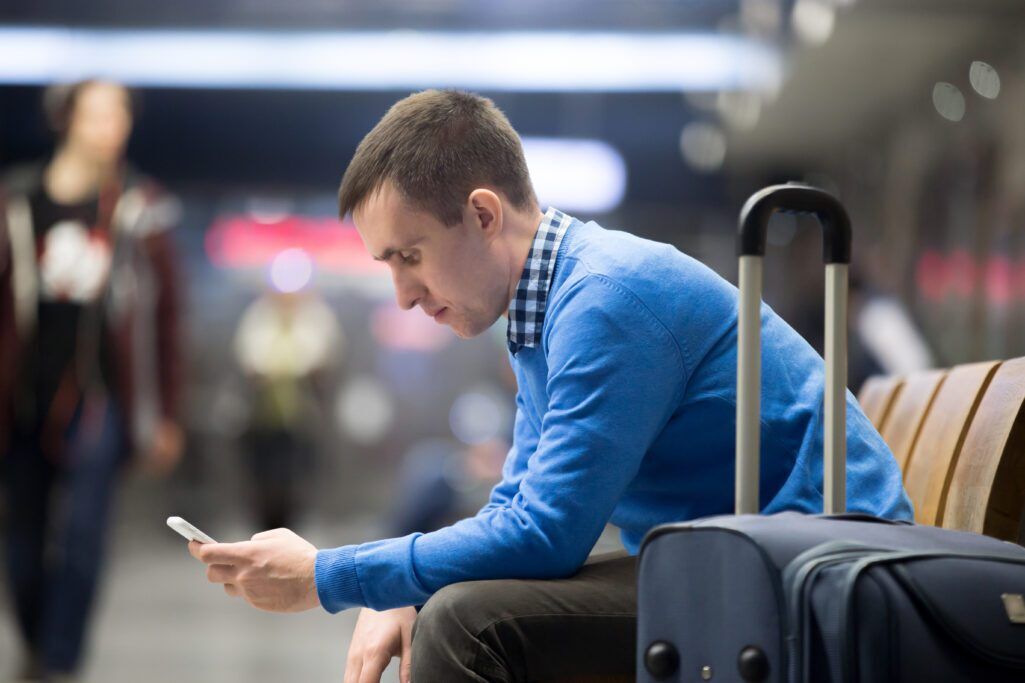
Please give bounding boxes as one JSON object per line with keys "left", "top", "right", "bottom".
{"left": 400, "top": 252, "right": 418, "bottom": 264}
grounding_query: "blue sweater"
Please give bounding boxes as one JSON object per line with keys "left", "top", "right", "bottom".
{"left": 315, "top": 219, "right": 913, "bottom": 613}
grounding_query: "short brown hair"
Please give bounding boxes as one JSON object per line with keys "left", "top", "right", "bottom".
{"left": 338, "top": 89, "right": 537, "bottom": 226}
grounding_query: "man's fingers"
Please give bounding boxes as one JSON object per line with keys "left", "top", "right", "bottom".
{"left": 223, "top": 583, "right": 240, "bottom": 597}
{"left": 400, "top": 622, "right": 413, "bottom": 683}
{"left": 357, "top": 653, "right": 392, "bottom": 683}
{"left": 206, "top": 563, "right": 236, "bottom": 584}
{"left": 399, "top": 650, "right": 412, "bottom": 683}
{"left": 343, "top": 656, "right": 361, "bottom": 683}
{"left": 194, "top": 541, "right": 253, "bottom": 565}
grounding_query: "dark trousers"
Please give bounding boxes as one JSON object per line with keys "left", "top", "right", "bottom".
{"left": 2, "top": 399, "right": 124, "bottom": 674}
{"left": 411, "top": 550, "right": 637, "bottom": 682}
{"left": 244, "top": 426, "right": 310, "bottom": 531}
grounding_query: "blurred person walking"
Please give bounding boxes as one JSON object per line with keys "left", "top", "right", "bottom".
{"left": 0, "top": 80, "right": 184, "bottom": 681}
{"left": 234, "top": 288, "right": 341, "bottom": 531}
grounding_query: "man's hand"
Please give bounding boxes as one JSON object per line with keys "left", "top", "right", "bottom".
{"left": 344, "top": 607, "right": 417, "bottom": 683}
{"left": 189, "top": 528, "right": 320, "bottom": 613}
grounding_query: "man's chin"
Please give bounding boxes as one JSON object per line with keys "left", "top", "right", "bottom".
{"left": 450, "top": 324, "right": 475, "bottom": 340}
{"left": 448, "top": 318, "right": 488, "bottom": 340}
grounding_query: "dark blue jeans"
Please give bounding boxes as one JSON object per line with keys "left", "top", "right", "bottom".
{"left": 2, "top": 397, "right": 125, "bottom": 674}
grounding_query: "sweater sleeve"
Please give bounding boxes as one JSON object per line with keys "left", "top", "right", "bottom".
{"left": 475, "top": 384, "right": 540, "bottom": 516}
{"left": 315, "top": 274, "right": 685, "bottom": 613}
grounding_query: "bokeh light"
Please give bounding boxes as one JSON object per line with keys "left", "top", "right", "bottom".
{"left": 269, "top": 248, "right": 313, "bottom": 293}
{"left": 791, "top": 0, "right": 836, "bottom": 45}
{"left": 522, "top": 137, "right": 627, "bottom": 213}
{"left": 449, "top": 387, "right": 512, "bottom": 446}
{"left": 969, "top": 60, "right": 1000, "bottom": 99}
{"left": 335, "top": 375, "right": 395, "bottom": 445}
{"left": 716, "top": 90, "right": 762, "bottom": 131}
{"left": 932, "top": 82, "right": 965, "bottom": 122}
{"left": 679, "top": 122, "right": 727, "bottom": 172}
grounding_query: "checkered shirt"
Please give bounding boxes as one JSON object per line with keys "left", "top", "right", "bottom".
{"left": 507, "top": 207, "right": 571, "bottom": 354}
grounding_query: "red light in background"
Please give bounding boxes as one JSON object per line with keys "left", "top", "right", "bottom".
{"left": 916, "top": 249, "right": 1020, "bottom": 305}
{"left": 984, "top": 254, "right": 1013, "bottom": 307}
{"left": 205, "top": 214, "right": 387, "bottom": 275}
{"left": 1015, "top": 257, "right": 1025, "bottom": 302}
{"left": 947, "top": 248, "right": 976, "bottom": 298}
{"left": 915, "top": 250, "right": 947, "bottom": 302}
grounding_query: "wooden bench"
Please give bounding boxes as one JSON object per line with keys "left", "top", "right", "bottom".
{"left": 859, "top": 359, "right": 1025, "bottom": 543}
{"left": 856, "top": 374, "right": 904, "bottom": 432}
{"left": 871, "top": 369, "right": 946, "bottom": 473}
{"left": 942, "top": 357, "right": 1025, "bottom": 543}
{"left": 901, "top": 361, "right": 1000, "bottom": 527}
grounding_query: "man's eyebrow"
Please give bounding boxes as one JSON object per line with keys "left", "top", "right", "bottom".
{"left": 372, "top": 237, "right": 425, "bottom": 261}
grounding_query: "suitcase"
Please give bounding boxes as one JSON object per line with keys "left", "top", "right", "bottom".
{"left": 636, "top": 183, "right": 1025, "bottom": 683}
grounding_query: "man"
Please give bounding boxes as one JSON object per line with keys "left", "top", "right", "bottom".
{"left": 0, "top": 80, "right": 184, "bottom": 681}
{"left": 189, "top": 89, "right": 912, "bottom": 682}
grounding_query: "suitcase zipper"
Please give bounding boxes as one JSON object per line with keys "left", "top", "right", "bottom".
{"left": 784, "top": 543, "right": 890, "bottom": 683}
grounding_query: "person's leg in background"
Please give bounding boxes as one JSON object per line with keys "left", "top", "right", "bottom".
{"left": 246, "top": 427, "right": 296, "bottom": 531}
{"left": 2, "top": 433, "right": 56, "bottom": 679}
{"left": 411, "top": 550, "right": 637, "bottom": 683}
{"left": 39, "top": 396, "right": 125, "bottom": 676}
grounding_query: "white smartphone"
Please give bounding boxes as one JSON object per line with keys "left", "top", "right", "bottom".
{"left": 166, "top": 516, "right": 217, "bottom": 544}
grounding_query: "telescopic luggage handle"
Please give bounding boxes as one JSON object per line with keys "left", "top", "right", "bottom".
{"left": 735, "top": 183, "right": 852, "bottom": 516}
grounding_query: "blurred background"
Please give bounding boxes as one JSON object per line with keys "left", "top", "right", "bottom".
{"left": 1, "top": 0, "right": 1024, "bottom": 681}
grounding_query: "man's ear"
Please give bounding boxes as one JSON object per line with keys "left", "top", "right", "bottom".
{"left": 466, "top": 188, "right": 503, "bottom": 240}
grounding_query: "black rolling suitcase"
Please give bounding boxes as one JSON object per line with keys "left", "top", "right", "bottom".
{"left": 636, "top": 184, "right": 1025, "bottom": 683}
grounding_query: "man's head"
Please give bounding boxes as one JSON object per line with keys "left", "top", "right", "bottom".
{"left": 339, "top": 90, "right": 541, "bottom": 339}
{"left": 44, "top": 79, "right": 134, "bottom": 166}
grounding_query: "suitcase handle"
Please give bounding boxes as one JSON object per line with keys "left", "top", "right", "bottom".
{"left": 735, "top": 183, "right": 852, "bottom": 516}
{"left": 738, "top": 182, "right": 851, "bottom": 263}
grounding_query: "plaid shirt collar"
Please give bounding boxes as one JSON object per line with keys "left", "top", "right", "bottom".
{"left": 507, "top": 207, "right": 571, "bottom": 354}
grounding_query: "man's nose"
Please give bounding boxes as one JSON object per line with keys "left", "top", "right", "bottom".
{"left": 392, "top": 268, "right": 424, "bottom": 311}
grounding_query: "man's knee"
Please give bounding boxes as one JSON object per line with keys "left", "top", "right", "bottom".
{"left": 413, "top": 581, "right": 489, "bottom": 647}
{"left": 412, "top": 581, "right": 511, "bottom": 681}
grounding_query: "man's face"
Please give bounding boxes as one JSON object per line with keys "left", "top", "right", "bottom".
{"left": 354, "top": 181, "right": 511, "bottom": 339}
